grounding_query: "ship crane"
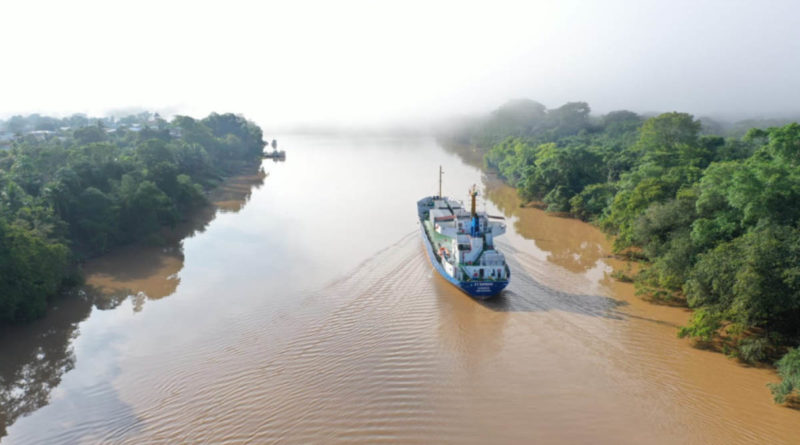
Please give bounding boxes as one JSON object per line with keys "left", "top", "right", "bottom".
{"left": 469, "top": 184, "right": 480, "bottom": 237}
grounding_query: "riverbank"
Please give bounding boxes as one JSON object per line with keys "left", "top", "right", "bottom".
{"left": 443, "top": 135, "right": 800, "bottom": 406}
{"left": 81, "top": 162, "right": 266, "bottom": 309}
{"left": 0, "top": 164, "right": 267, "bottom": 439}
{"left": 442, "top": 101, "right": 800, "bottom": 403}
{"left": 0, "top": 112, "right": 267, "bottom": 325}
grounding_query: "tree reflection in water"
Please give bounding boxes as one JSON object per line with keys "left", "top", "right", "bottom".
{"left": 0, "top": 166, "right": 265, "bottom": 440}
{"left": 0, "top": 292, "right": 90, "bottom": 438}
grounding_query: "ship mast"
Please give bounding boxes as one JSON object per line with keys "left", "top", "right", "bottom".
{"left": 438, "top": 165, "right": 444, "bottom": 198}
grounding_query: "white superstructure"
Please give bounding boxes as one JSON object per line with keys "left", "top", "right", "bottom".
{"left": 418, "top": 193, "right": 509, "bottom": 283}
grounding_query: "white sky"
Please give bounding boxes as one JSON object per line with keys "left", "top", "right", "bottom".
{"left": 2, "top": 0, "right": 800, "bottom": 127}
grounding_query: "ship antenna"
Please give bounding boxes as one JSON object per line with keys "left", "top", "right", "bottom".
{"left": 438, "top": 165, "right": 444, "bottom": 198}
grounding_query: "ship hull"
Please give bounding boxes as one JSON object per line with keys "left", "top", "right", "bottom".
{"left": 419, "top": 223, "right": 508, "bottom": 299}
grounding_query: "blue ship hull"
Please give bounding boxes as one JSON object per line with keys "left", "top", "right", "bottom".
{"left": 419, "top": 224, "right": 508, "bottom": 299}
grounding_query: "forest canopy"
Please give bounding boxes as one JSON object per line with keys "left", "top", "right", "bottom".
{"left": 0, "top": 112, "right": 266, "bottom": 323}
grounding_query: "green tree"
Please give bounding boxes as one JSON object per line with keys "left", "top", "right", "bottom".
{"left": 73, "top": 187, "right": 117, "bottom": 253}
{"left": 569, "top": 183, "right": 616, "bottom": 220}
{"left": 769, "top": 348, "right": 800, "bottom": 403}
{"left": 685, "top": 224, "right": 800, "bottom": 332}
{"left": 545, "top": 101, "right": 591, "bottom": 137}
{"left": 636, "top": 112, "right": 701, "bottom": 163}
{"left": 0, "top": 217, "right": 69, "bottom": 322}
{"left": 73, "top": 125, "right": 107, "bottom": 145}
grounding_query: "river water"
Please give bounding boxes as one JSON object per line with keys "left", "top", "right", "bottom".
{"left": 1, "top": 135, "right": 798, "bottom": 444}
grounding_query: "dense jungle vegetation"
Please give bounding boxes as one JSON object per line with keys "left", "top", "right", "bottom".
{"left": 445, "top": 99, "right": 800, "bottom": 403}
{"left": 0, "top": 112, "right": 265, "bottom": 324}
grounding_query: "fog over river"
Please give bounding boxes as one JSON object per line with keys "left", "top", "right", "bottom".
{"left": 1, "top": 135, "right": 798, "bottom": 444}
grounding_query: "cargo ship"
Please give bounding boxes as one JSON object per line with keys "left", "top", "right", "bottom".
{"left": 417, "top": 167, "right": 510, "bottom": 299}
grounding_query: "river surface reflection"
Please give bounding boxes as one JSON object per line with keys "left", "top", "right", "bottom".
{"left": 1, "top": 135, "right": 798, "bottom": 444}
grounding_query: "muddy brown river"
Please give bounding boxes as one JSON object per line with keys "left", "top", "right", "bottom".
{"left": 1, "top": 135, "right": 798, "bottom": 444}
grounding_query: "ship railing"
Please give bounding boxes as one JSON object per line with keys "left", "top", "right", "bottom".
{"left": 459, "top": 265, "right": 508, "bottom": 282}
